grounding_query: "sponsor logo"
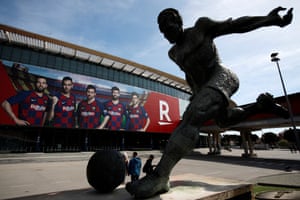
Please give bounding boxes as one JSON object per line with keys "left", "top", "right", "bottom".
{"left": 144, "top": 92, "right": 180, "bottom": 133}
{"left": 62, "top": 106, "right": 75, "bottom": 111}
{"left": 158, "top": 100, "right": 173, "bottom": 126}
{"left": 129, "top": 114, "right": 140, "bottom": 119}
{"left": 158, "top": 121, "right": 173, "bottom": 125}
{"left": 108, "top": 111, "right": 121, "bottom": 116}
{"left": 30, "top": 104, "right": 46, "bottom": 111}
{"left": 81, "top": 112, "right": 95, "bottom": 117}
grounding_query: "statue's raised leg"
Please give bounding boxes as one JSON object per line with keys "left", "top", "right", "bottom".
{"left": 217, "top": 93, "right": 289, "bottom": 127}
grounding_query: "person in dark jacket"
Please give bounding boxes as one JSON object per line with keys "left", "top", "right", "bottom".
{"left": 128, "top": 152, "right": 142, "bottom": 182}
{"left": 143, "top": 154, "right": 155, "bottom": 176}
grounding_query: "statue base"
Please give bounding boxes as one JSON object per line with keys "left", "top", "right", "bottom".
{"left": 19, "top": 173, "right": 252, "bottom": 199}
{"left": 160, "top": 173, "right": 252, "bottom": 200}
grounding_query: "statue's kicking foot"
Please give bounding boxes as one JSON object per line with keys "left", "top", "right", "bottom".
{"left": 256, "top": 93, "right": 289, "bottom": 118}
{"left": 126, "top": 173, "right": 170, "bottom": 199}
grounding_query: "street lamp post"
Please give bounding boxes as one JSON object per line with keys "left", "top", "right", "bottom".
{"left": 270, "top": 52, "right": 300, "bottom": 149}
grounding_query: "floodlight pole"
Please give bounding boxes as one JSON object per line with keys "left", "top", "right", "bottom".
{"left": 270, "top": 52, "right": 299, "bottom": 149}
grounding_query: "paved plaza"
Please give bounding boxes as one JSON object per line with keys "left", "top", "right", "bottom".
{"left": 0, "top": 148, "right": 299, "bottom": 199}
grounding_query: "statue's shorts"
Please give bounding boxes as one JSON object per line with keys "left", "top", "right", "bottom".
{"left": 206, "top": 65, "right": 239, "bottom": 100}
{"left": 183, "top": 66, "right": 239, "bottom": 126}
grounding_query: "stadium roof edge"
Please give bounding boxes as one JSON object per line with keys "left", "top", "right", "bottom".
{"left": 0, "top": 24, "right": 191, "bottom": 94}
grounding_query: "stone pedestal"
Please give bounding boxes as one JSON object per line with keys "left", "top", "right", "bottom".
{"left": 157, "top": 173, "right": 252, "bottom": 200}
{"left": 17, "top": 173, "right": 253, "bottom": 199}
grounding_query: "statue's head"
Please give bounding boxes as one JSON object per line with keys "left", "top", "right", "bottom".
{"left": 157, "top": 8, "right": 183, "bottom": 44}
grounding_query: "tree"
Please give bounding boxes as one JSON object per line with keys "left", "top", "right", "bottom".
{"left": 283, "top": 128, "right": 300, "bottom": 153}
{"left": 251, "top": 134, "right": 259, "bottom": 143}
{"left": 283, "top": 128, "right": 300, "bottom": 142}
{"left": 261, "top": 132, "right": 279, "bottom": 148}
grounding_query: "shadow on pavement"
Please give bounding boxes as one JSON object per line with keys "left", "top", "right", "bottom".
{"left": 185, "top": 151, "right": 300, "bottom": 171}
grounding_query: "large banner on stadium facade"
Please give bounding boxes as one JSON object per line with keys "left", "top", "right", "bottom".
{"left": 0, "top": 60, "right": 187, "bottom": 133}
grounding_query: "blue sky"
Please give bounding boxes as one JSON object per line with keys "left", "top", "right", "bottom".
{"left": 1, "top": 0, "right": 299, "bottom": 134}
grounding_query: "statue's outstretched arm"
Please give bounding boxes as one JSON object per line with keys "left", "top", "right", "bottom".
{"left": 211, "top": 7, "right": 293, "bottom": 37}
{"left": 268, "top": 7, "right": 293, "bottom": 27}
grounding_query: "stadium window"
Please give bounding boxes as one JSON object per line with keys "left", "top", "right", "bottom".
{"left": 83, "top": 63, "right": 90, "bottom": 75}
{"left": 62, "top": 58, "right": 70, "bottom": 71}
{"left": 96, "top": 66, "right": 103, "bottom": 78}
{"left": 165, "top": 87, "right": 169, "bottom": 95}
{"left": 171, "top": 89, "right": 175, "bottom": 97}
{"left": 30, "top": 52, "right": 39, "bottom": 66}
{"left": 136, "top": 76, "right": 141, "bottom": 87}
{"left": 113, "top": 70, "right": 119, "bottom": 81}
{"left": 133, "top": 76, "right": 138, "bottom": 86}
{"left": 20, "top": 49, "right": 31, "bottom": 63}
{"left": 118, "top": 71, "right": 123, "bottom": 82}
{"left": 2, "top": 46, "right": 13, "bottom": 60}
{"left": 154, "top": 82, "right": 159, "bottom": 91}
{"left": 47, "top": 55, "right": 56, "bottom": 69}
{"left": 69, "top": 60, "right": 77, "bottom": 73}
{"left": 140, "top": 78, "right": 144, "bottom": 87}
{"left": 141, "top": 78, "right": 147, "bottom": 89}
{"left": 77, "top": 61, "right": 84, "bottom": 74}
{"left": 130, "top": 74, "right": 137, "bottom": 86}
{"left": 128, "top": 74, "right": 134, "bottom": 85}
{"left": 77, "top": 62, "right": 83, "bottom": 73}
{"left": 128, "top": 74, "right": 133, "bottom": 84}
{"left": 149, "top": 82, "right": 154, "bottom": 91}
{"left": 96, "top": 66, "right": 101, "bottom": 78}
{"left": 70, "top": 60, "right": 77, "bottom": 73}
{"left": 158, "top": 83, "right": 162, "bottom": 92}
{"left": 91, "top": 64, "right": 97, "bottom": 74}
{"left": 143, "top": 79, "right": 149, "bottom": 90}
{"left": 119, "top": 71, "right": 125, "bottom": 82}
{"left": 164, "top": 86, "right": 168, "bottom": 94}
{"left": 150, "top": 81, "right": 155, "bottom": 91}
{"left": 55, "top": 56, "right": 63, "bottom": 70}
{"left": 108, "top": 69, "right": 114, "bottom": 81}
{"left": 115, "top": 70, "right": 121, "bottom": 82}
{"left": 166, "top": 86, "right": 170, "bottom": 95}
{"left": 121, "top": 72, "right": 126, "bottom": 84}
{"left": 135, "top": 76, "right": 139, "bottom": 86}
{"left": 39, "top": 53, "right": 47, "bottom": 66}
{"left": 101, "top": 67, "right": 108, "bottom": 79}
{"left": 10, "top": 47, "right": 22, "bottom": 62}
{"left": 160, "top": 85, "right": 165, "bottom": 94}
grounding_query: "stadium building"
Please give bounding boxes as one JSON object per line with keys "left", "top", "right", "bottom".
{"left": 0, "top": 24, "right": 203, "bottom": 152}
{"left": 2, "top": 24, "right": 299, "bottom": 155}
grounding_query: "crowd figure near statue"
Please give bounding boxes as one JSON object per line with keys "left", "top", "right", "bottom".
{"left": 128, "top": 152, "right": 142, "bottom": 182}
{"left": 126, "top": 6, "right": 293, "bottom": 198}
{"left": 142, "top": 154, "right": 156, "bottom": 176}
